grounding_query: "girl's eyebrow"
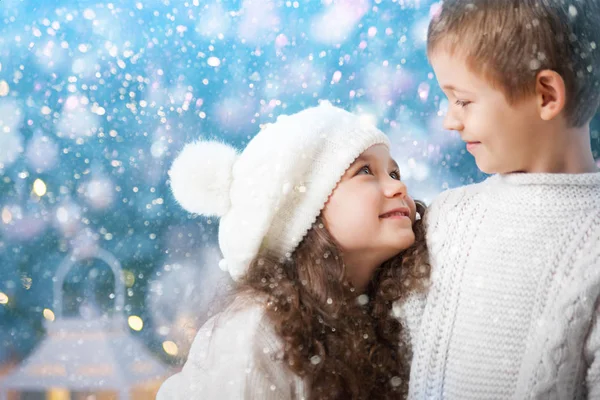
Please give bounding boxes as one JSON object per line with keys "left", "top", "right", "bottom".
{"left": 352, "top": 154, "right": 399, "bottom": 171}
{"left": 349, "top": 154, "right": 369, "bottom": 169}
{"left": 345, "top": 154, "right": 370, "bottom": 176}
{"left": 354, "top": 153, "right": 369, "bottom": 162}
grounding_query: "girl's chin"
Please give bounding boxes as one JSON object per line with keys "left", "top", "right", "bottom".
{"left": 392, "top": 233, "right": 416, "bottom": 251}
{"left": 382, "top": 240, "right": 415, "bottom": 261}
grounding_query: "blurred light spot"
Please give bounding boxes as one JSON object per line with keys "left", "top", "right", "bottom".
{"left": 128, "top": 315, "right": 144, "bottom": 331}
{"left": 331, "top": 70, "right": 342, "bottom": 84}
{"left": 390, "top": 376, "right": 402, "bottom": 387}
{"left": 124, "top": 270, "right": 136, "bottom": 288}
{"left": 64, "top": 95, "right": 79, "bottom": 111}
{"left": 0, "top": 80, "right": 9, "bottom": 96}
{"left": 197, "top": 3, "right": 231, "bottom": 38}
{"left": 162, "top": 340, "right": 179, "bottom": 356}
{"left": 207, "top": 57, "right": 221, "bottom": 67}
{"left": 1, "top": 207, "right": 12, "bottom": 224}
{"left": 48, "top": 388, "right": 69, "bottom": 400}
{"left": 410, "top": 16, "right": 430, "bottom": 48}
{"left": 43, "top": 308, "right": 55, "bottom": 321}
{"left": 0, "top": 292, "right": 8, "bottom": 305}
{"left": 21, "top": 276, "right": 32, "bottom": 290}
{"left": 151, "top": 140, "right": 168, "bottom": 158}
{"left": 33, "top": 178, "right": 47, "bottom": 196}
{"left": 157, "top": 326, "right": 170, "bottom": 336}
{"left": 418, "top": 82, "right": 430, "bottom": 102}
{"left": 56, "top": 207, "right": 69, "bottom": 224}
{"left": 83, "top": 9, "right": 96, "bottom": 20}
{"left": 26, "top": 134, "right": 59, "bottom": 172}
{"left": 568, "top": 5, "right": 578, "bottom": 17}
{"left": 84, "top": 178, "right": 114, "bottom": 210}
{"left": 311, "top": 0, "right": 368, "bottom": 45}
{"left": 437, "top": 99, "right": 449, "bottom": 117}
{"left": 93, "top": 105, "right": 106, "bottom": 115}
{"left": 275, "top": 33, "right": 289, "bottom": 48}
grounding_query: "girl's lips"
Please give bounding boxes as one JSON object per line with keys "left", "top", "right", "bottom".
{"left": 382, "top": 213, "right": 411, "bottom": 220}
{"left": 379, "top": 208, "right": 410, "bottom": 219}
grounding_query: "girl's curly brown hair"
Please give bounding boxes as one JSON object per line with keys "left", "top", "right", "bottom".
{"left": 237, "top": 201, "right": 430, "bottom": 399}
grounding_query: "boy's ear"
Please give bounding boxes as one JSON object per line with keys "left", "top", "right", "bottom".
{"left": 535, "top": 70, "right": 566, "bottom": 121}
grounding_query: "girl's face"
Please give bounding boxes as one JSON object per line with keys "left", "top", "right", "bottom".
{"left": 322, "top": 144, "right": 416, "bottom": 290}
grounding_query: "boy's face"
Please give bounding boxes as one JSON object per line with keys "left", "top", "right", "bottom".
{"left": 430, "top": 50, "right": 544, "bottom": 174}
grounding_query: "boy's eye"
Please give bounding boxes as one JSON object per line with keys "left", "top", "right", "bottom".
{"left": 390, "top": 170, "right": 401, "bottom": 180}
{"left": 455, "top": 99, "right": 471, "bottom": 108}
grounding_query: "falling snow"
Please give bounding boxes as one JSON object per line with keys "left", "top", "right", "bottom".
{"left": 0, "top": 0, "right": 598, "bottom": 394}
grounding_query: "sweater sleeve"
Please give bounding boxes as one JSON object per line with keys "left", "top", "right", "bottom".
{"left": 245, "top": 321, "right": 296, "bottom": 400}
{"left": 585, "top": 293, "right": 600, "bottom": 398}
{"left": 157, "top": 303, "right": 298, "bottom": 400}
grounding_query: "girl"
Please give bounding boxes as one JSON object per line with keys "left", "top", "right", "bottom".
{"left": 157, "top": 102, "right": 429, "bottom": 399}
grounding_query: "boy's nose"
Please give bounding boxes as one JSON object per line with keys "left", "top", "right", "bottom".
{"left": 443, "top": 112, "right": 464, "bottom": 132}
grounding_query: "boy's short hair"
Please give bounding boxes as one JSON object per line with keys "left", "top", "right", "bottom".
{"left": 428, "top": 0, "right": 600, "bottom": 127}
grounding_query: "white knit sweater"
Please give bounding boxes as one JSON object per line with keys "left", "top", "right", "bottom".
{"left": 406, "top": 172, "right": 600, "bottom": 399}
{"left": 157, "top": 298, "right": 307, "bottom": 399}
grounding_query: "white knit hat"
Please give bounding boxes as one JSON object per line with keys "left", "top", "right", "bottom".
{"left": 168, "top": 101, "right": 390, "bottom": 280}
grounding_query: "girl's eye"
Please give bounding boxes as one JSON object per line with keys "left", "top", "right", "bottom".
{"left": 390, "top": 170, "right": 401, "bottom": 180}
{"left": 358, "top": 165, "right": 372, "bottom": 175}
{"left": 455, "top": 99, "right": 471, "bottom": 108}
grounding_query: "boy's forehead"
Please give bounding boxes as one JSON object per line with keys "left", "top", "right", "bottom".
{"left": 441, "top": 84, "right": 473, "bottom": 95}
{"left": 430, "top": 50, "right": 487, "bottom": 92}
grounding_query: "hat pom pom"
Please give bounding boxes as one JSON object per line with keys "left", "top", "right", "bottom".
{"left": 169, "top": 141, "right": 238, "bottom": 217}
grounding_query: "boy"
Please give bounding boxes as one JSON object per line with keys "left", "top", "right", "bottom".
{"left": 406, "top": 0, "right": 600, "bottom": 398}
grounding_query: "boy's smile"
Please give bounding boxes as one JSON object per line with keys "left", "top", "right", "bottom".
{"left": 465, "top": 141, "right": 482, "bottom": 153}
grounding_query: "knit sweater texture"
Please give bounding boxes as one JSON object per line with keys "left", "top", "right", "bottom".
{"left": 157, "top": 297, "right": 307, "bottom": 399}
{"left": 406, "top": 172, "right": 600, "bottom": 399}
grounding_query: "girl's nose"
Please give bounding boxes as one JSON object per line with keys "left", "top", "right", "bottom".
{"left": 384, "top": 178, "right": 408, "bottom": 199}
